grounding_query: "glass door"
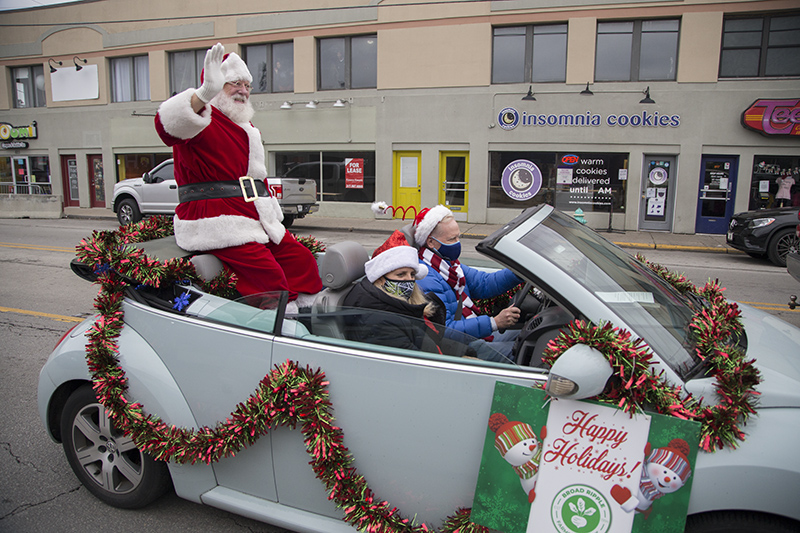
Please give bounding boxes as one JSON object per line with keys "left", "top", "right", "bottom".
{"left": 392, "top": 151, "right": 421, "bottom": 219}
{"left": 61, "top": 156, "right": 80, "bottom": 207}
{"left": 88, "top": 154, "right": 105, "bottom": 208}
{"left": 439, "top": 152, "right": 469, "bottom": 221}
{"left": 638, "top": 156, "right": 676, "bottom": 232}
{"left": 695, "top": 155, "right": 738, "bottom": 234}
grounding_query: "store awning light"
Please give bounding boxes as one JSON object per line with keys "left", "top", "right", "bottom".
{"left": 73, "top": 56, "right": 87, "bottom": 71}
{"left": 580, "top": 82, "right": 593, "bottom": 96}
{"left": 640, "top": 86, "right": 655, "bottom": 104}
{"left": 280, "top": 101, "right": 292, "bottom": 109}
{"left": 521, "top": 85, "right": 536, "bottom": 101}
{"left": 48, "top": 58, "right": 62, "bottom": 73}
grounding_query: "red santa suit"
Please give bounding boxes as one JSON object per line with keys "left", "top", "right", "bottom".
{"left": 154, "top": 55, "right": 322, "bottom": 300}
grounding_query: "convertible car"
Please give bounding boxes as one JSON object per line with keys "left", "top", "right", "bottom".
{"left": 39, "top": 205, "right": 800, "bottom": 533}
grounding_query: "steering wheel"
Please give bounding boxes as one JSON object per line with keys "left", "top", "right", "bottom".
{"left": 511, "top": 282, "right": 532, "bottom": 309}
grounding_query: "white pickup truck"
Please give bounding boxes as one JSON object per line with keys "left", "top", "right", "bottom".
{"left": 112, "top": 159, "right": 318, "bottom": 227}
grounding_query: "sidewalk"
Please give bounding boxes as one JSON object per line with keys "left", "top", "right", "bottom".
{"left": 291, "top": 215, "right": 737, "bottom": 254}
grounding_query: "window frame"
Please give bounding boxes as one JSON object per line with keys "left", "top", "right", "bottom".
{"left": 12, "top": 65, "right": 46, "bottom": 108}
{"left": 720, "top": 12, "right": 800, "bottom": 78}
{"left": 168, "top": 49, "right": 205, "bottom": 96}
{"left": 594, "top": 18, "right": 680, "bottom": 82}
{"left": 491, "top": 23, "right": 568, "bottom": 84}
{"left": 317, "top": 34, "right": 377, "bottom": 91}
{"left": 110, "top": 55, "right": 150, "bottom": 102}
{"left": 242, "top": 41, "right": 294, "bottom": 94}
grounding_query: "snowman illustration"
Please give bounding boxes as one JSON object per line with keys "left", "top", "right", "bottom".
{"left": 611, "top": 438, "right": 693, "bottom": 519}
{"left": 488, "top": 412, "right": 547, "bottom": 503}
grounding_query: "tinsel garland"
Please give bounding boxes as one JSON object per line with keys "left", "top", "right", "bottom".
{"left": 543, "top": 256, "right": 761, "bottom": 452}
{"left": 77, "top": 217, "right": 487, "bottom": 533}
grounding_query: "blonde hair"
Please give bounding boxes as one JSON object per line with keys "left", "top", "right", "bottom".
{"left": 375, "top": 278, "right": 437, "bottom": 317}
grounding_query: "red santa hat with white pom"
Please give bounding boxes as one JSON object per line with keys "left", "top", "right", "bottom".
{"left": 412, "top": 205, "right": 453, "bottom": 247}
{"left": 364, "top": 230, "right": 427, "bottom": 283}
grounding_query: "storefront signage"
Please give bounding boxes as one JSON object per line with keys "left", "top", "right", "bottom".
{"left": 496, "top": 108, "right": 680, "bottom": 130}
{"left": 741, "top": 99, "right": 800, "bottom": 137}
{"left": 345, "top": 158, "right": 364, "bottom": 189}
{"left": 1, "top": 141, "right": 29, "bottom": 149}
{"left": 501, "top": 159, "right": 542, "bottom": 200}
{"left": 0, "top": 121, "right": 37, "bottom": 142}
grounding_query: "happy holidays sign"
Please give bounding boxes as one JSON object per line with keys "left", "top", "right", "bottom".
{"left": 471, "top": 382, "right": 700, "bottom": 533}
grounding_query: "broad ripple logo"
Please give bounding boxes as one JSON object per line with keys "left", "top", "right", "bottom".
{"left": 498, "top": 107, "right": 520, "bottom": 130}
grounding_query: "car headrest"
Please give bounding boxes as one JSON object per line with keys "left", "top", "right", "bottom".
{"left": 319, "top": 241, "right": 369, "bottom": 290}
{"left": 399, "top": 223, "right": 418, "bottom": 249}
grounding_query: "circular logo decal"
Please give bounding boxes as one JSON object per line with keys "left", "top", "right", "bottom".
{"left": 550, "top": 484, "right": 612, "bottom": 533}
{"left": 501, "top": 159, "right": 542, "bottom": 201}
{"left": 649, "top": 167, "right": 668, "bottom": 185}
{"left": 498, "top": 107, "right": 520, "bottom": 130}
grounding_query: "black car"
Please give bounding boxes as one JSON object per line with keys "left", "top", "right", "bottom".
{"left": 727, "top": 206, "right": 800, "bottom": 267}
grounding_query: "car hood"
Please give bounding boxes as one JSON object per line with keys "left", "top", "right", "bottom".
{"left": 114, "top": 178, "right": 144, "bottom": 189}
{"left": 737, "top": 303, "right": 800, "bottom": 408}
{"left": 733, "top": 207, "right": 797, "bottom": 220}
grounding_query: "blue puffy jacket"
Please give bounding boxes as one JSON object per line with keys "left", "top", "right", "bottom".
{"left": 416, "top": 259, "right": 521, "bottom": 339}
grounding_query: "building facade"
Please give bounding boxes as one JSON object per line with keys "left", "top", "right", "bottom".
{"left": 1, "top": 0, "right": 798, "bottom": 232}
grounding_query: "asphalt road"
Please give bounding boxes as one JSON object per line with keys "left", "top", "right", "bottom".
{"left": 1, "top": 217, "right": 798, "bottom": 532}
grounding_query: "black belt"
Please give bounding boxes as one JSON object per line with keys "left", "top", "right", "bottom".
{"left": 178, "top": 177, "right": 269, "bottom": 203}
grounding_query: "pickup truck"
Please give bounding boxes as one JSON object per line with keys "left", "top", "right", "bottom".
{"left": 112, "top": 159, "right": 318, "bottom": 227}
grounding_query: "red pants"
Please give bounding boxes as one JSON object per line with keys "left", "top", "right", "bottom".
{"left": 211, "top": 233, "right": 323, "bottom": 300}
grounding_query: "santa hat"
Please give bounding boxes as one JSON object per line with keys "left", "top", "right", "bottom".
{"left": 364, "top": 230, "right": 426, "bottom": 283}
{"left": 200, "top": 52, "right": 252, "bottom": 85}
{"left": 647, "top": 439, "right": 692, "bottom": 481}
{"left": 413, "top": 205, "right": 453, "bottom": 246}
{"left": 488, "top": 413, "right": 537, "bottom": 456}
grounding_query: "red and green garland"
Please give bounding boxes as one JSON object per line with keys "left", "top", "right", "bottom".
{"left": 542, "top": 255, "right": 761, "bottom": 452}
{"left": 77, "top": 217, "right": 488, "bottom": 533}
{"left": 75, "top": 218, "right": 759, "bottom": 532}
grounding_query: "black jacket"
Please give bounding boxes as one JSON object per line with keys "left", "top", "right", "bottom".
{"left": 342, "top": 278, "right": 446, "bottom": 353}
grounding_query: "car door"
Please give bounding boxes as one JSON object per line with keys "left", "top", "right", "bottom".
{"left": 141, "top": 161, "right": 178, "bottom": 213}
{"left": 268, "top": 316, "right": 549, "bottom": 525}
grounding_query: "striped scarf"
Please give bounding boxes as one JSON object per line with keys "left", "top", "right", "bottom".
{"left": 512, "top": 447, "right": 542, "bottom": 480}
{"left": 419, "top": 247, "right": 480, "bottom": 320}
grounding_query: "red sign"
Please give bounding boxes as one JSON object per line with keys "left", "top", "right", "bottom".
{"left": 345, "top": 158, "right": 364, "bottom": 189}
{"left": 741, "top": 99, "right": 800, "bottom": 137}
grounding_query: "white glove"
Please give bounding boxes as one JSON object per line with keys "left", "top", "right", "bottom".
{"left": 195, "top": 43, "right": 225, "bottom": 104}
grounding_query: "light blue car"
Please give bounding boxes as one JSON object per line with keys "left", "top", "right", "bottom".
{"left": 38, "top": 205, "right": 800, "bottom": 533}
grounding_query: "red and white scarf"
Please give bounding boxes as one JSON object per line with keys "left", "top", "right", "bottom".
{"left": 419, "top": 247, "right": 480, "bottom": 320}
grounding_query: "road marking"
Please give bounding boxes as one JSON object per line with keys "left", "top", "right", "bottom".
{"left": 739, "top": 301, "right": 800, "bottom": 313}
{"left": 0, "top": 305, "right": 83, "bottom": 323}
{"left": 0, "top": 242, "right": 75, "bottom": 253}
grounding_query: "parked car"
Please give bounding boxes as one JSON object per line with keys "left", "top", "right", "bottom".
{"left": 112, "top": 159, "right": 318, "bottom": 227}
{"left": 39, "top": 205, "right": 800, "bottom": 532}
{"left": 726, "top": 206, "right": 800, "bottom": 267}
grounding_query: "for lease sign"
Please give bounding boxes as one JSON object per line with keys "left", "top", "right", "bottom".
{"left": 741, "top": 99, "right": 800, "bottom": 136}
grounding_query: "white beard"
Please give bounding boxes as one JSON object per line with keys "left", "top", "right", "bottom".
{"left": 210, "top": 92, "right": 255, "bottom": 125}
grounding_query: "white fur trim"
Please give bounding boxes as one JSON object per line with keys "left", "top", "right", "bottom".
{"left": 255, "top": 196, "right": 286, "bottom": 244}
{"left": 157, "top": 88, "right": 211, "bottom": 140}
{"left": 371, "top": 201, "right": 388, "bottom": 215}
{"left": 414, "top": 205, "right": 452, "bottom": 246}
{"left": 364, "top": 246, "right": 426, "bottom": 283}
{"left": 174, "top": 214, "right": 270, "bottom": 252}
{"left": 221, "top": 53, "right": 252, "bottom": 84}
{"left": 240, "top": 122, "right": 267, "bottom": 180}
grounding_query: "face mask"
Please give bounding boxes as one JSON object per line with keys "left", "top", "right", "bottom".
{"left": 384, "top": 278, "right": 416, "bottom": 300}
{"left": 433, "top": 238, "right": 461, "bottom": 262}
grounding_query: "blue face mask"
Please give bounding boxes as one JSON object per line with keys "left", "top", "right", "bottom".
{"left": 433, "top": 238, "right": 461, "bottom": 262}
{"left": 384, "top": 278, "right": 416, "bottom": 300}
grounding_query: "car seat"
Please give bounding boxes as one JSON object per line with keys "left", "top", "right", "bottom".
{"left": 311, "top": 241, "right": 369, "bottom": 338}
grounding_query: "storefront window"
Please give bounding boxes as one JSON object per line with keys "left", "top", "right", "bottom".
{"left": 749, "top": 155, "right": 800, "bottom": 209}
{"left": 488, "top": 151, "right": 628, "bottom": 213}
{"left": 115, "top": 153, "right": 172, "bottom": 182}
{"left": 275, "top": 151, "right": 375, "bottom": 203}
{"left": 0, "top": 155, "right": 50, "bottom": 194}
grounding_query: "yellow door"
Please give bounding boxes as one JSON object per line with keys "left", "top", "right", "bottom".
{"left": 439, "top": 152, "right": 469, "bottom": 220}
{"left": 392, "top": 151, "right": 421, "bottom": 220}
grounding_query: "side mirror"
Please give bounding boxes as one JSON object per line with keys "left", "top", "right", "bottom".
{"left": 545, "top": 344, "right": 612, "bottom": 400}
{"left": 142, "top": 172, "right": 152, "bottom": 184}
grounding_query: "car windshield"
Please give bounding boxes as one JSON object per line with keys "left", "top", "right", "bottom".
{"left": 496, "top": 208, "right": 703, "bottom": 380}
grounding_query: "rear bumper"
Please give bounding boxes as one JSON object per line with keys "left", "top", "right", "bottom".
{"left": 788, "top": 252, "right": 800, "bottom": 284}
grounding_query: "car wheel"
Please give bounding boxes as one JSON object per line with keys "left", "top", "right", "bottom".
{"left": 117, "top": 198, "right": 142, "bottom": 225}
{"left": 767, "top": 228, "right": 800, "bottom": 267}
{"left": 60, "top": 384, "right": 171, "bottom": 509}
{"left": 283, "top": 214, "right": 295, "bottom": 228}
{"left": 746, "top": 251, "right": 766, "bottom": 259}
{"left": 685, "top": 511, "right": 799, "bottom": 533}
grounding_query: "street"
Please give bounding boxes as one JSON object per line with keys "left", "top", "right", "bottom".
{"left": 1, "top": 217, "right": 798, "bottom": 532}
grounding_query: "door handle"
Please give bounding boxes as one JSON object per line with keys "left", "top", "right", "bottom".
{"left": 170, "top": 184, "right": 177, "bottom": 189}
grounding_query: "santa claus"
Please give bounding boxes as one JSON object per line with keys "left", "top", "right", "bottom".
{"left": 155, "top": 43, "right": 322, "bottom": 302}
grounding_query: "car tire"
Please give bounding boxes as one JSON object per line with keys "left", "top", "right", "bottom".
{"left": 685, "top": 511, "right": 799, "bottom": 533}
{"left": 767, "top": 227, "right": 800, "bottom": 267}
{"left": 60, "top": 384, "right": 171, "bottom": 509}
{"left": 746, "top": 251, "right": 766, "bottom": 259}
{"left": 117, "top": 198, "right": 142, "bottom": 226}
{"left": 283, "top": 214, "right": 295, "bottom": 228}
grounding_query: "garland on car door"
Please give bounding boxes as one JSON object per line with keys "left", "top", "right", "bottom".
{"left": 76, "top": 217, "right": 760, "bottom": 533}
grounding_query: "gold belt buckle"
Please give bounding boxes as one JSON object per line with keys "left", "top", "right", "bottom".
{"left": 239, "top": 176, "right": 258, "bottom": 203}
